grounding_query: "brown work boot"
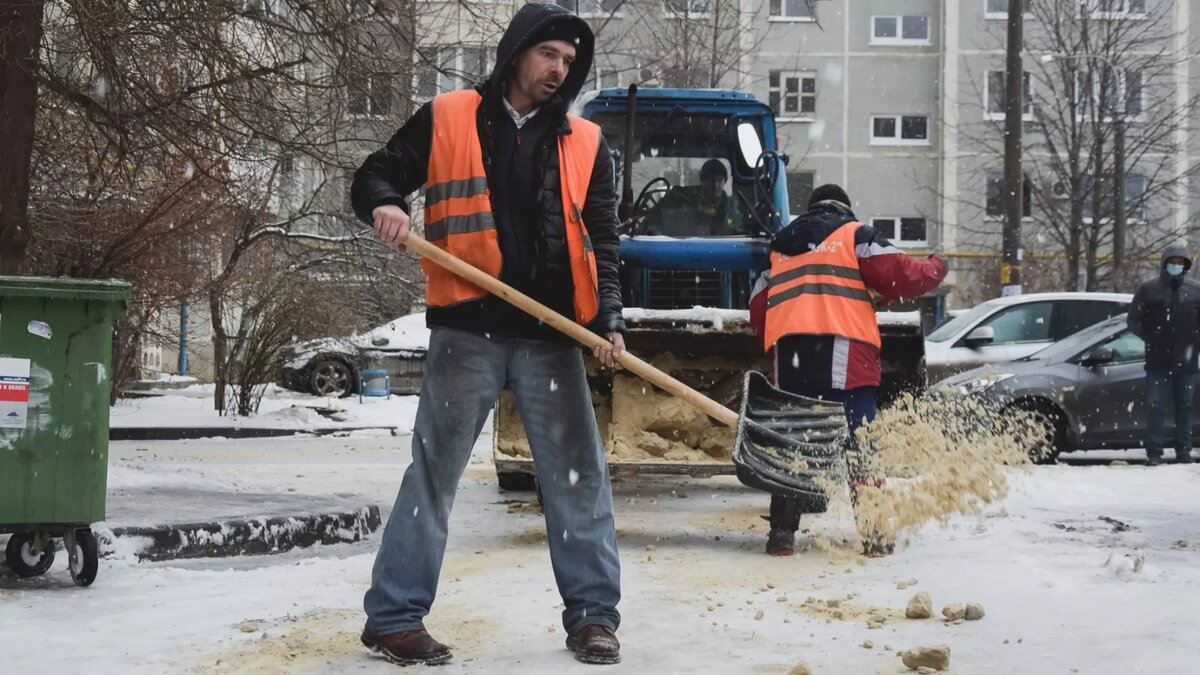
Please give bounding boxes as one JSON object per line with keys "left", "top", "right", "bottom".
{"left": 361, "top": 625, "right": 452, "bottom": 666}
{"left": 566, "top": 624, "right": 621, "bottom": 665}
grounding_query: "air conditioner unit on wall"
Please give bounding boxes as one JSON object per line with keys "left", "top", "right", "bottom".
{"left": 1051, "top": 181, "right": 1070, "bottom": 200}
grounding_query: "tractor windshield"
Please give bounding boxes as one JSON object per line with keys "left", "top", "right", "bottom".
{"left": 590, "top": 110, "right": 764, "bottom": 238}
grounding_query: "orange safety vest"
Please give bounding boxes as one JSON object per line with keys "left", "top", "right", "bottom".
{"left": 421, "top": 89, "right": 600, "bottom": 324}
{"left": 763, "top": 221, "right": 881, "bottom": 350}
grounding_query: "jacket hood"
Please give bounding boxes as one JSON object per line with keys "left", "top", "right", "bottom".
{"left": 1162, "top": 245, "right": 1192, "bottom": 271}
{"left": 485, "top": 4, "right": 595, "bottom": 111}
{"left": 770, "top": 201, "right": 857, "bottom": 256}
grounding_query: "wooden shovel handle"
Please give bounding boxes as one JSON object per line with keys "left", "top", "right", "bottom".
{"left": 405, "top": 233, "right": 741, "bottom": 427}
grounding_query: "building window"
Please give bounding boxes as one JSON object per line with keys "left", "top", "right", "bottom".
{"left": 348, "top": 73, "right": 392, "bottom": 117}
{"left": 556, "top": 0, "right": 623, "bottom": 17}
{"left": 1081, "top": 0, "right": 1147, "bottom": 20}
{"left": 985, "top": 70, "right": 1032, "bottom": 120}
{"left": 665, "top": 0, "right": 712, "bottom": 19}
{"left": 769, "top": 0, "right": 815, "bottom": 21}
{"left": 1082, "top": 174, "right": 1148, "bottom": 221}
{"left": 414, "top": 52, "right": 438, "bottom": 99}
{"left": 1075, "top": 67, "right": 1143, "bottom": 120}
{"left": 872, "top": 217, "right": 927, "bottom": 247}
{"left": 985, "top": 172, "right": 1032, "bottom": 218}
{"left": 786, "top": 171, "right": 815, "bottom": 217}
{"left": 870, "top": 114, "right": 930, "bottom": 145}
{"left": 985, "top": 0, "right": 1018, "bottom": 19}
{"left": 348, "top": 0, "right": 375, "bottom": 17}
{"left": 769, "top": 70, "right": 816, "bottom": 120}
{"left": 344, "top": 168, "right": 356, "bottom": 212}
{"left": 871, "top": 15, "right": 931, "bottom": 45}
{"left": 432, "top": 45, "right": 496, "bottom": 94}
{"left": 586, "top": 69, "right": 621, "bottom": 91}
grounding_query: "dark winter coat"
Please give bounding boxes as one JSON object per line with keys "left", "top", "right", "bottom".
{"left": 749, "top": 201, "right": 947, "bottom": 391}
{"left": 350, "top": 3, "right": 624, "bottom": 341}
{"left": 1127, "top": 245, "right": 1200, "bottom": 374}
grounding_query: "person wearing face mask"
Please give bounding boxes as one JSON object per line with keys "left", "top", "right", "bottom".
{"left": 1127, "top": 245, "right": 1200, "bottom": 465}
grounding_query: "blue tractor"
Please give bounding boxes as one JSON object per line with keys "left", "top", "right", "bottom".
{"left": 494, "top": 87, "right": 924, "bottom": 489}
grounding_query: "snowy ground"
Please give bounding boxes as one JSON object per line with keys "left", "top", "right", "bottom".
{"left": 109, "top": 384, "right": 419, "bottom": 432}
{"left": 3, "top": 410, "right": 1199, "bottom": 674}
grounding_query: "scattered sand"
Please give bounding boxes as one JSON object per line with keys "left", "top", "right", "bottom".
{"left": 798, "top": 596, "right": 903, "bottom": 626}
{"left": 195, "top": 610, "right": 363, "bottom": 674}
{"left": 841, "top": 392, "right": 1036, "bottom": 547}
{"left": 787, "top": 664, "right": 814, "bottom": 675}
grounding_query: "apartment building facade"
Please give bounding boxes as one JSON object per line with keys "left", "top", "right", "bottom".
{"left": 317, "top": 0, "right": 1197, "bottom": 305}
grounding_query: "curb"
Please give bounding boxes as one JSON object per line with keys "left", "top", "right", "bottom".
{"left": 103, "top": 505, "right": 382, "bottom": 562}
{"left": 110, "top": 426, "right": 400, "bottom": 441}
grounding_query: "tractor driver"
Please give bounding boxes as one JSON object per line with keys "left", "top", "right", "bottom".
{"left": 644, "top": 159, "right": 743, "bottom": 237}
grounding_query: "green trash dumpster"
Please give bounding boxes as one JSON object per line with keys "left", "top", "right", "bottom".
{"left": 0, "top": 276, "right": 131, "bottom": 586}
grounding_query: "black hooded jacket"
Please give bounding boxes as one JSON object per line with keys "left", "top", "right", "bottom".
{"left": 350, "top": 3, "right": 624, "bottom": 341}
{"left": 1127, "top": 245, "right": 1200, "bottom": 373}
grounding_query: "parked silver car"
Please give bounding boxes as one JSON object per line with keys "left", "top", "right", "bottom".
{"left": 277, "top": 313, "right": 429, "bottom": 397}
{"left": 925, "top": 292, "right": 1131, "bottom": 383}
{"left": 935, "top": 314, "right": 1194, "bottom": 461}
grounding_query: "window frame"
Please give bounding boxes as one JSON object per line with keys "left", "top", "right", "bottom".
{"left": 869, "top": 15, "right": 932, "bottom": 46}
{"left": 768, "top": 70, "right": 818, "bottom": 122}
{"left": 786, "top": 170, "right": 816, "bottom": 219}
{"left": 1080, "top": 173, "right": 1149, "bottom": 223}
{"left": 984, "top": 69, "right": 1034, "bottom": 121}
{"left": 1079, "top": 0, "right": 1148, "bottom": 21}
{"left": 556, "top": 0, "right": 624, "bottom": 19}
{"left": 985, "top": 171, "right": 1033, "bottom": 220}
{"left": 870, "top": 216, "right": 928, "bottom": 248}
{"left": 769, "top": 0, "right": 817, "bottom": 23}
{"left": 869, "top": 114, "right": 931, "bottom": 146}
{"left": 663, "top": 0, "right": 712, "bottom": 20}
{"left": 984, "top": 0, "right": 1020, "bottom": 20}
{"left": 1074, "top": 67, "right": 1144, "bottom": 122}
{"left": 347, "top": 72, "right": 393, "bottom": 118}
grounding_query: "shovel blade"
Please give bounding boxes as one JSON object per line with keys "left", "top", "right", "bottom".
{"left": 733, "top": 371, "right": 849, "bottom": 508}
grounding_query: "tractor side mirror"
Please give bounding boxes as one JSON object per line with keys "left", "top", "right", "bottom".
{"left": 371, "top": 336, "right": 390, "bottom": 347}
{"left": 736, "top": 122, "right": 764, "bottom": 170}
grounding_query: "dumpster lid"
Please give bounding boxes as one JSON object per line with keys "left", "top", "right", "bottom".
{"left": 0, "top": 276, "right": 132, "bottom": 302}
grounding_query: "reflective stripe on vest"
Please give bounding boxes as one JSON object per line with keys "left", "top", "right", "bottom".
{"left": 763, "top": 221, "right": 881, "bottom": 349}
{"left": 421, "top": 90, "right": 601, "bottom": 324}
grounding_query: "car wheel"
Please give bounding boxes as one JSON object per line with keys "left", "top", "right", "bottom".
{"left": 310, "top": 359, "right": 355, "bottom": 398}
{"left": 1008, "top": 402, "right": 1064, "bottom": 464}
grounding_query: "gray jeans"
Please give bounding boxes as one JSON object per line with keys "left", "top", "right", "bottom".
{"left": 364, "top": 327, "right": 621, "bottom": 635}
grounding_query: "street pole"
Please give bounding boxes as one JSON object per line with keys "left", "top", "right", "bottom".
{"left": 1112, "top": 114, "right": 1126, "bottom": 291}
{"left": 1002, "top": 0, "right": 1024, "bottom": 296}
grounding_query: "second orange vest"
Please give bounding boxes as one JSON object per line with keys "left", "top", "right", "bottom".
{"left": 763, "top": 221, "right": 881, "bottom": 350}
{"left": 421, "top": 89, "right": 601, "bottom": 324}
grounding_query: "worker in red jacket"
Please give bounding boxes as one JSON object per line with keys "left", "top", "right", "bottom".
{"left": 749, "top": 184, "right": 947, "bottom": 557}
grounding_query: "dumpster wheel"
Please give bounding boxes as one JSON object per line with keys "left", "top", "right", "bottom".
{"left": 65, "top": 528, "right": 99, "bottom": 587}
{"left": 5, "top": 532, "right": 56, "bottom": 578}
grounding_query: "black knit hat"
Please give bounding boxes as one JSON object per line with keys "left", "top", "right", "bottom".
{"left": 524, "top": 14, "right": 585, "bottom": 49}
{"left": 700, "top": 159, "right": 728, "bottom": 181}
{"left": 809, "top": 183, "right": 852, "bottom": 210}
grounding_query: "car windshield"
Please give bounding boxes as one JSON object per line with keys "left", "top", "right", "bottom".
{"left": 926, "top": 301, "right": 1001, "bottom": 343}
{"left": 589, "top": 110, "right": 761, "bottom": 237}
{"left": 1023, "top": 314, "right": 1128, "bottom": 362}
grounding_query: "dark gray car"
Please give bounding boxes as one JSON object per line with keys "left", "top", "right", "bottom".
{"left": 934, "top": 314, "right": 1197, "bottom": 459}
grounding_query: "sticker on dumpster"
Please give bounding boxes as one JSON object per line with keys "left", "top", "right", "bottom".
{"left": 0, "top": 357, "right": 31, "bottom": 429}
{"left": 27, "top": 320, "right": 52, "bottom": 340}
